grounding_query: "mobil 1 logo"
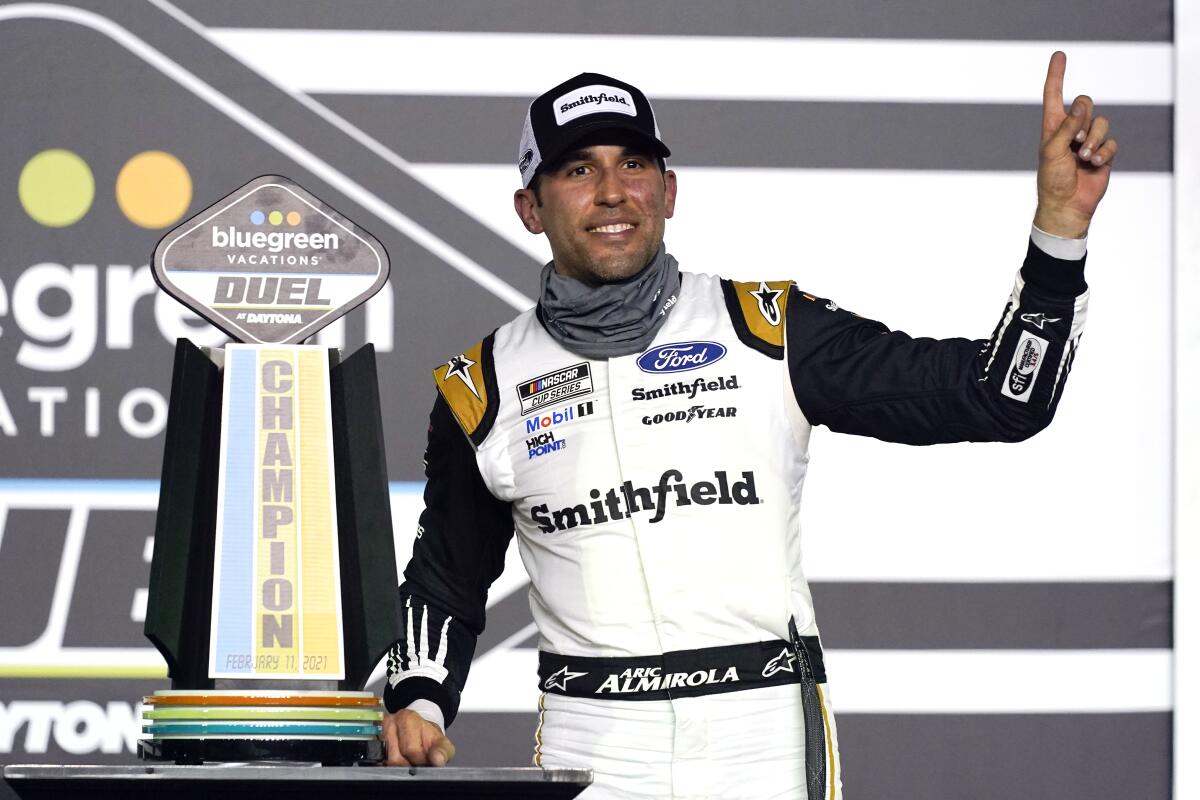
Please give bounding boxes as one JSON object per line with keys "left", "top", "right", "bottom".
{"left": 524, "top": 401, "right": 595, "bottom": 459}
{"left": 151, "top": 175, "right": 390, "bottom": 344}
{"left": 525, "top": 401, "right": 595, "bottom": 435}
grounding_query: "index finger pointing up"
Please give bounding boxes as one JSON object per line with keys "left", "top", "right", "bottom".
{"left": 1042, "top": 51, "right": 1067, "bottom": 137}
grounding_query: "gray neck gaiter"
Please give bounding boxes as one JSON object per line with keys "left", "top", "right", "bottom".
{"left": 538, "top": 245, "right": 681, "bottom": 359}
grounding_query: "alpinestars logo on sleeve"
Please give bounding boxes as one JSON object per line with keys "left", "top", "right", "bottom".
{"left": 751, "top": 282, "right": 783, "bottom": 326}
{"left": 444, "top": 353, "right": 480, "bottom": 399}
{"left": 1020, "top": 312, "right": 1062, "bottom": 330}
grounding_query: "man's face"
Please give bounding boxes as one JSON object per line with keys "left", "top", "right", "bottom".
{"left": 514, "top": 135, "right": 677, "bottom": 284}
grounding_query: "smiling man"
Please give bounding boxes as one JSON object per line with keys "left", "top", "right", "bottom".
{"left": 380, "top": 63, "right": 1116, "bottom": 799}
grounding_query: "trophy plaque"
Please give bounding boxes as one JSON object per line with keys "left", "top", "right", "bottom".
{"left": 141, "top": 175, "right": 396, "bottom": 764}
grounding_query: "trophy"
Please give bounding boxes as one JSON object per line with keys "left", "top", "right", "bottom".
{"left": 140, "top": 175, "right": 396, "bottom": 764}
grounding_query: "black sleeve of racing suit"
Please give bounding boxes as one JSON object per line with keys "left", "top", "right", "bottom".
{"left": 787, "top": 238, "right": 1088, "bottom": 444}
{"left": 382, "top": 393, "right": 514, "bottom": 727}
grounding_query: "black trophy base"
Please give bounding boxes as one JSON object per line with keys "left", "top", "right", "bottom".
{"left": 139, "top": 737, "right": 381, "bottom": 766}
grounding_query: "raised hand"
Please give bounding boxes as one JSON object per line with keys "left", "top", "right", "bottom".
{"left": 1034, "top": 51, "right": 1118, "bottom": 239}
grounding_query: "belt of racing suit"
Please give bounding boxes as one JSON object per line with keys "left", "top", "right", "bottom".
{"left": 538, "top": 636, "right": 826, "bottom": 701}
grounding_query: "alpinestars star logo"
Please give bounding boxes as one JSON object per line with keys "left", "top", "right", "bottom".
{"left": 762, "top": 647, "right": 797, "bottom": 677}
{"left": 751, "top": 282, "right": 783, "bottom": 326}
{"left": 1020, "top": 312, "right": 1062, "bottom": 330}
{"left": 444, "top": 353, "right": 480, "bottom": 399}
{"left": 544, "top": 665, "right": 587, "bottom": 691}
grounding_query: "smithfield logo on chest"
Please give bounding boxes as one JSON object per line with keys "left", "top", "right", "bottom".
{"left": 637, "top": 341, "right": 727, "bottom": 374}
{"left": 531, "top": 469, "right": 761, "bottom": 533}
{"left": 516, "top": 362, "right": 594, "bottom": 415}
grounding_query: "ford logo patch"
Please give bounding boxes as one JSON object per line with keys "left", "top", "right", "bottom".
{"left": 636, "top": 341, "right": 727, "bottom": 374}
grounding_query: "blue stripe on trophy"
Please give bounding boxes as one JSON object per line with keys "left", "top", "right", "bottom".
{"left": 214, "top": 347, "right": 259, "bottom": 673}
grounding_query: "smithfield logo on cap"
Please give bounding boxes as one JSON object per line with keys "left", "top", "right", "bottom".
{"left": 637, "top": 341, "right": 727, "bottom": 374}
{"left": 554, "top": 84, "right": 637, "bottom": 126}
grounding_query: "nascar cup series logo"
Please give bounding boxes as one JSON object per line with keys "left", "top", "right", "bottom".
{"left": 152, "top": 175, "right": 389, "bottom": 344}
{"left": 517, "top": 363, "right": 594, "bottom": 415}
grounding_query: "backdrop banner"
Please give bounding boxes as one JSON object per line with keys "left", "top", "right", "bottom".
{"left": 0, "top": 2, "right": 1173, "bottom": 798}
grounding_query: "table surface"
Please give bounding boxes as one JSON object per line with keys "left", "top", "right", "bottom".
{"left": 3, "top": 764, "right": 594, "bottom": 800}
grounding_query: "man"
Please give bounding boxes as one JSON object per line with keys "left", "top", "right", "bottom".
{"left": 380, "top": 54, "right": 1115, "bottom": 799}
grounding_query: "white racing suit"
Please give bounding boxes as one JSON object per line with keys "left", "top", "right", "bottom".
{"left": 384, "top": 237, "right": 1089, "bottom": 799}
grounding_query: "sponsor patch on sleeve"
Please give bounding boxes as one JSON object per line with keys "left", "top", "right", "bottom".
{"left": 736, "top": 281, "right": 790, "bottom": 340}
{"left": 433, "top": 339, "right": 489, "bottom": 437}
{"left": 1001, "top": 330, "right": 1050, "bottom": 403}
{"left": 720, "top": 279, "right": 793, "bottom": 359}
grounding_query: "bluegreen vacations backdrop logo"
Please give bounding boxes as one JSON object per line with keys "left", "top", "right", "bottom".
{"left": 152, "top": 175, "right": 390, "bottom": 344}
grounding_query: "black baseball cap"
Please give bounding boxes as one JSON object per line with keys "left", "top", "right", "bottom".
{"left": 517, "top": 72, "right": 671, "bottom": 188}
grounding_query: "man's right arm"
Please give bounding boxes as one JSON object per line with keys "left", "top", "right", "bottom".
{"left": 383, "top": 393, "right": 514, "bottom": 740}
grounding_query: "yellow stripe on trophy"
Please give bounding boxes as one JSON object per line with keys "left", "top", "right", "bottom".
{"left": 254, "top": 348, "right": 299, "bottom": 675}
{"left": 297, "top": 348, "right": 341, "bottom": 675}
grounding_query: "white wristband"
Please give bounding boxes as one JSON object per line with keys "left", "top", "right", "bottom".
{"left": 1031, "top": 224, "right": 1087, "bottom": 261}
{"left": 405, "top": 699, "right": 446, "bottom": 732}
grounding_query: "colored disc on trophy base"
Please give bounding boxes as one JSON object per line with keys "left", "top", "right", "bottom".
{"left": 143, "top": 706, "right": 382, "bottom": 722}
{"left": 139, "top": 691, "right": 386, "bottom": 763}
{"left": 143, "top": 721, "right": 381, "bottom": 738}
{"left": 143, "top": 690, "right": 380, "bottom": 707}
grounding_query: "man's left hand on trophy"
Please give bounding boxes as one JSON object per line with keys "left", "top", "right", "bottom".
{"left": 381, "top": 708, "right": 456, "bottom": 766}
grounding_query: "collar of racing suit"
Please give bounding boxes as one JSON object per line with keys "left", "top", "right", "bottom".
{"left": 537, "top": 243, "right": 682, "bottom": 359}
